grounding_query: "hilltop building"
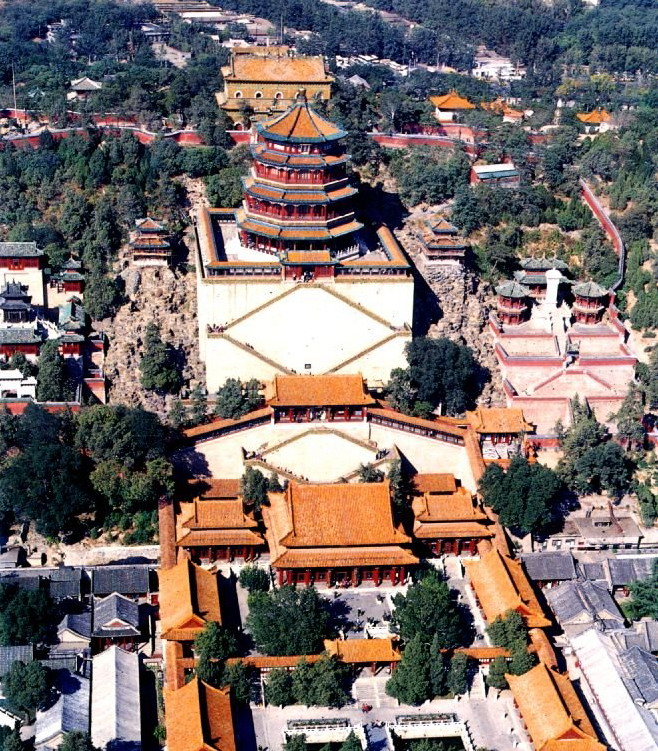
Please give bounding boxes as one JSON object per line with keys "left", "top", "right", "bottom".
{"left": 576, "top": 107, "right": 614, "bottom": 134}
{"left": 470, "top": 163, "right": 520, "bottom": 188}
{"left": 129, "top": 217, "right": 172, "bottom": 267}
{"left": 414, "top": 216, "right": 467, "bottom": 265}
{"left": 429, "top": 91, "right": 475, "bottom": 122}
{"left": 217, "top": 46, "right": 334, "bottom": 127}
{"left": 196, "top": 95, "right": 414, "bottom": 392}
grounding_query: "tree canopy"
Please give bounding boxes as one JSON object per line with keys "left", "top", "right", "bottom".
{"left": 139, "top": 323, "right": 182, "bottom": 395}
{"left": 246, "top": 586, "right": 332, "bottom": 656}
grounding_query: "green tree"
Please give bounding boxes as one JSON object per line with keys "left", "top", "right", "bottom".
{"left": 169, "top": 398, "right": 187, "bottom": 429}
{"left": 189, "top": 384, "right": 208, "bottom": 425}
{"left": 223, "top": 661, "right": 252, "bottom": 704}
{"left": 57, "top": 733, "right": 98, "bottom": 751}
{"left": 0, "top": 586, "right": 53, "bottom": 645}
{"left": 388, "top": 458, "right": 412, "bottom": 507}
{"left": 628, "top": 560, "right": 658, "bottom": 619}
{"left": 388, "top": 338, "right": 480, "bottom": 416}
{"left": 447, "top": 652, "right": 469, "bottom": 695}
{"left": 385, "top": 634, "right": 432, "bottom": 705}
{"left": 246, "top": 586, "right": 331, "bottom": 656}
{"left": 206, "top": 167, "right": 248, "bottom": 207}
{"left": 306, "top": 656, "right": 349, "bottom": 708}
{"left": 84, "top": 272, "right": 119, "bottom": 321}
{"left": 340, "top": 732, "right": 362, "bottom": 751}
{"left": 283, "top": 735, "right": 307, "bottom": 751}
{"left": 357, "top": 463, "right": 384, "bottom": 483}
{"left": 240, "top": 466, "right": 268, "bottom": 511}
{"left": 214, "top": 378, "right": 261, "bottom": 419}
{"left": 390, "top": 570, "right": 465, "bottom": 648}
{"left": 194, "top": 622, "right": 239, "bottom": 687}
{"left": 486, "top": 610, "right": 527, "bottom": 650}
{"left": 429, "top": 634, "right": 447, "bottom": 697}
{"left": 3, "top": 660, "right": 50, "bottom": 714}
{"left": 140, "top": 323, "right": 182, "bottom": 394}
{"left": 478, "top": 456, "right": 562, "bottom": 536}
{"left": 508, "top": 643, "right": 536, "bottom": 676}
{"left": 486, "top": 655, "right": 509, "bottom": 690}
{"left": 291, "top": 658, "right": 315, "bottom": 706}
{"left": 238, "top": 566, "right": 270, "bottom": 593}
{"left": 36, "top": 340, "right": 67, "bottom": 402}
{"left": 264, "top": 667, "right": 295, "bottom": 707}
{"left": 612, "top": 386, "right": 646, "bottom": 450}
{"left": 2, "top": 730, "right": 22, "bottom": 751}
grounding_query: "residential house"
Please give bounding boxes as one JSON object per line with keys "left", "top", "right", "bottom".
{"left": 91, "top": 646, "right": 141, "bottom": 751}
{"left": 35, "top": 671, "right": 90, "bottom": 751}
{"left": 92, "top": 593, "right": 141, "bottom": 652}
{"left": 544, "top": 580, "right": 624, "bottom": 638}
{"left": 520, "top": 552, "right": 577, "bottom": 589}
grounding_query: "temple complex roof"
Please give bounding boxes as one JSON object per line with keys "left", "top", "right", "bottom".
{"left": 267, "top": 373, "right": 373, "bottom": 407}
{"left": 225, "top": 55, "right": 332, "bottom": 84}
{"left": 165, "top": 677, "right": 236, "bottom": 751}
{"left": 495, "top": 280, "right": 529, "bottom": 298}
{"left": 464, "top": 547, "right": 551, "bottom": 628}
{"left": 519, "top": 257, "right": 569, "bottom": 271}
{"left": 160, "top": 559, "right": 223, "bottom": 640}
{"left": 466, "top": 406, "right": 533, "bottom": 434}
{"left": 429, "top": 91, "right": 476, "bottom": 110}
{"left": 323, "top": 638, "right": 402, "bottom": 663}
{"left": 264, "top": 481, "right": 417, "bottom": 569}
{"left": 573, "top": 281, "right": 607, "bottom": 298}
{"left": 0, "top": 242, "right": 42, "bottom": 258}
{"left": 576, "top": 108, "right": 611, "bottom": 125}
{"left": 251, "top": 144, "right": 348, "bottom": 169}
{"left": 506, "top": 663, "right": 606, "bottom": 751}
{"left": 256, "top": 95, "right": 347, "bottom": 143}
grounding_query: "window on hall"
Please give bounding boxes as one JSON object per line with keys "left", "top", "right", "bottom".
{"left": 274, "top": 91, "right": 283, "bottom": 99}
{"left": 234, "top": 91, "right": 243, "bottom": 98}
{"left": 255, "top": 91, "right": 263, "bottom": 99}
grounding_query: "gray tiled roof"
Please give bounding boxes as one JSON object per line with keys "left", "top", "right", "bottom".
{"left": 49, "top": 568, "right": 85, "bottom": 600}
{"left": 521, "top": 552, "right": 577, "bottom": 582}
{"left": 545, "top": 580, "right": 623, "bottom": 627}
{"left": 93, "top": 593, "right": 140, "bottom": 638}
{"left": 620, "top": 646, "right": 658, "bottom": 705}
{"left": 579, "top": 561, "right": 606, "bottom": 582}
{"left": 58, "top": 611, "right": 92, "bottom": 640}
{"left": 91, "top": 566, "right": 150, "bottom": 596}
{"left": 0, "top": 644, "right": 33, "bottom": 678}
{"left": 608, "top": 557, "right": 656, "bottom": 588}
{"left": 35, "top": 670, "right": 90, "bottom": 747}
{"left": 0, "top": 242, "right": 42, "bottom": 258}
{"left": 0, "top": 328, "right": 43, "bottom": 344}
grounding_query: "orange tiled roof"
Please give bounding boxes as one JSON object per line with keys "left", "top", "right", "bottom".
{"left": 412, "top": 487, "right": 489, "bottom": 524}
{"left": 280, "top": 482, "right": 410, "bottom": 547}
{"left": 506, "top": 663, "right": 605, "bottom": 751}
{"left": 576, "top": 108, "right": 611, "bottom": 125}
{"left": 160, "top": 559, "right": 222, "bottom": 640}
{"left": 429, "top": 90, "right": 476, "bottom": 110}
{"left": 466, "top": 406, "right": 533, "bottom": 434}
{"left": 183, "top": 499, "right": 259, "bottom": 531}
{"left": 184, "top": 407, "right": 273, "bottom": 440}
{"left": 323, "top": 638, "right": 402, "bottom": 663}
{"left": 258, "top": 98, "right": 345, "bottom": 142}
{"left": 285, "top": 250, "right": 333, "bottom": 264}
{"left": 464, "top": 548, "right": 551, "bottom": 628}
{"left": 413, "top": 521, "right": 494, "bottom": 540}
{"left": 368, "top": 406, "right": 467, "bottom": 439}
{"left": 165, "top": 677, "right": 236, "bottom": 751}
{"left": 529, "top": 627, "right": 558, "bottom": 669}
{"left": 267, "top": 373, "right": 373, "bottom": 407}
{"left": 178, "top": 529, "right": 265, "bottom": 548}
{"left": 263, "top": 482, "right": 418, "bottom": 569}
{"left": 191, "top": 479, "right": 242, "bottom": 500}
{"left": 412, "top": 473, "right": 458, "bottom": 494}
{"left": 228, "top": 55, "right": 332, "bottom": 83}
{"left": 481, "top": 99, "right": 524, "bottom": 119}
{"left": 227, "top": 654, "right": 323, "bottom": 669}
{"left": 456, "top": 646, "right": 510, "bottom": 661}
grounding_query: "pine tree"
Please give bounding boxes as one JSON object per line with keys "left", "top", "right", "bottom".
{"left": 224, "top": 661, "right": 252, "bottom": 703}
{"left": 447, "top": 652, "right": 469, "bottom": 695}
{"left": 486, "top": 655, "right": 509, "bottom": 690}
{"left": 508, "top": 643, "right": 536, "bottom": 676}
{"left": 340, "top": 732, "right": 362, "bottom": 751}
{"left": 189, "top": 384, "right": 208, "bottom": 425}
{"left": 264, "top": 668, "right": 294, "bottom": 707}
{"left": 429, "top": 635, "right": 447, "bottom": 697}
{"left": 36, "top": 340, "right": 66, "bottom": 402}
{"left": 140, "top": 323, "right": 182, "bottom": 394}
{"left": 168, "top": 399, "right": 187, "bottom": 429}
{"left": 241, "top": 466, "right": 268, "bottom": 510}
{"left": 385, "top": 634, "right": 432, "bottom": 705}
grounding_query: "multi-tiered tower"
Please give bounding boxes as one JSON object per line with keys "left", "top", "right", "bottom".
{"left": 196, "top": 95, "right": 414, "bottom": 392}
{"left": 237, "top": 93, "right": 362, "bottom": 266}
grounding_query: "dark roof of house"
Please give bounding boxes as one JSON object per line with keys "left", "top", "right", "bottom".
{"left": 0, "top": 328, "right": 43, "bottom": 345}
{"left": 618, "top": 620, "right": 658, "bottom": 653}
{"left": 608, "top": 557, "right": 656, "bottom": 588}
{"left": 35, "top": 670, "right": 90, "bottom": 746}
{"left": 0, "top": 242, "right": 42, "bottom": 258}
{"left": 579, "top": 562, "right": 606, "bottom": 582}
{"left": 91, "top": 566, "right": 151, "bottom": 596}
{"left": 545, "top": 580, "right": 624, "bottom": 628}
{"left": 0, "top": 644, "right": 33, "bottom": 678}
{"left": 619, "top": 646, "right": 658, "bottom": 705}
{"left": 0, "top": 571, "right": 44, "bottom": 591}
{"left": 93, "top": 593, "right": 140, "bottom": 638}
{"left": 49, "top": 568, "right": 85, "bottom": 600}
{"left": 521, "top": 552, "right": 577, "bottom": 582}
{"left": 58, "top": 611, "right": 92, "bottom": 641}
